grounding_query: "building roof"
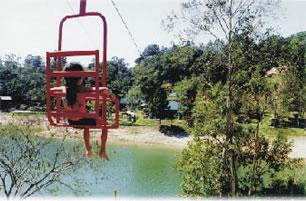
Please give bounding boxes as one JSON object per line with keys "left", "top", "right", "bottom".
{"left": 0, "top": 96, "right": 12, "bottom": 101}
{"left": 266, "top": 67, "right": 279, "bottom": 77}
{"left": 120, "top": 98, "right": 128, "bottom": 104}
{"left": 168, "top": 101, "right": 179, "bottom": 111}
{"left": 169, "top": 93, "right": 177, "bottom": 97}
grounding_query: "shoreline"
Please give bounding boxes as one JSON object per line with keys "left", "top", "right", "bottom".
{"left": 0, "top": 113, "right": 304, "bottom": 158}
{"left": 39, "top": 125, "right": 189, "bottom": 149}
{"left": 36, "top": 125, "right": 306, "bottom": 159}
{"left": 107, "top": 126, "right": 189, "bottom": 148}
{"left": 0, "top": 114, "right": 189, "bottom": 148}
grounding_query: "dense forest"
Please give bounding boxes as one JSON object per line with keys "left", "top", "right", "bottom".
{"left": 0, "top": 32, "right": 304, "bottom": 124}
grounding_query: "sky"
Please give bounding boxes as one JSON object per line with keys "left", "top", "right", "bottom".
{"left": 0, "top": 0, "right": 306, "bottom": 67}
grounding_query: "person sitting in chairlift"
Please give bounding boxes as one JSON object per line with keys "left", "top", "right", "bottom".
{"left": 64, "top": 63, "right": 109, "bottom": 160}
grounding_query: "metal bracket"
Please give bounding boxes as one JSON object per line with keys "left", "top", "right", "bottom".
{"left": 80, "top": 0, "right": 87, "bottom": 15}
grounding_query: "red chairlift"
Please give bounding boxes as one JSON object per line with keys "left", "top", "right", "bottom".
{"left": 46, "top": 0, "right": 119, "bottom": 141}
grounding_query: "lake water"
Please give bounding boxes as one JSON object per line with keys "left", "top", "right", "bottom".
{"left": 40, "top": 139, "right": 182, "bottom": 198}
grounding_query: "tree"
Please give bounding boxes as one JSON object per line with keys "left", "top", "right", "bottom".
{"left": 149, "top": 87, "right": 169, "bottom": 123}
{"left": 261, "top": 34, "right": 306, "bottom": 125}
{"left": 22, "top": 55, "right": 46, "bottom": 109}
{"left": 177, "top": 137, "right": 223, "bottom": 196}
{"left": 0, "top": 54, "right": 47, "bottom": 110}
{"left": 135, "top": 44, "right": 161, "bottom": 64}
{"left": 173, "top": 78, "right": 199, "bottom": 125}
{"left": 244, "top": 67, "right": 266, "bottom": 195}
{"left": 0, "top": 119, "right": 84, "bottom": 198}
{"left": 0, "top": 54, "right": 25, "bottom": 107}
{"left": 177, "top": 82, "right": 306, "bottom": 196}
{"left": 166, "top": 0, "right": 280, "bottom": 196}
{"left": 132, "top": 45, "right": 170, "bottom": 120}
{"left": 191, "top": 41, "right": 227, "bottom": 85}
{"left": 281, "top": 35, "right": 305, "bottom": 119}
{"left": 107, "top": 57, "right": 133, "bottom": 99}
{"left": 161, "top": 44, "right": 198, "bottom": 85}
{"left": 88, "top": 57, "right": 133, "bottom": 100}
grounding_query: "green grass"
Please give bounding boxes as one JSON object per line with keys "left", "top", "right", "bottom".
{"left": 10, "top": 111, "right": 45, "bottom": 116}
{"left": 0, "top": 122, "right": 44, "bottom": 135}
{"left": 134, "top": 112, "right": 160, "bottom": 126}
{"left": 260, "top": 113, "right": 305, "bottom": 137}
{"left": 119, "top": 111, "right": 304, "bottom": 137}
{"left": 119, "top": 111, "right": 188, "bottom": 131}
{"left": 3, "top": 110, "right": 304, "bottom": 138}
{"left": 119, "top": 112, "right": 158, "bottom": 127}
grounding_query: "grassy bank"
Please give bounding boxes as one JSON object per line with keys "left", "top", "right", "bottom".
{"left": 2, "top": 111, "right": 304, "bottom": 139}
{"left": 119, "top": 111, "right": 188, "bottom": 130}
{"left": 260, "top": 114, "right": 305, "bottom": 137}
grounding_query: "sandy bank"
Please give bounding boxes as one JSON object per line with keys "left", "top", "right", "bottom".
{"left": 39, "top": 123, "right": 306, "bottom": 159}
{"left": 0, "top": 113, "right": 305, "bottom": 157}
{"left": 0, "top": 113, "right": 189, "bottom": 148}
{"left": 41, "top": 125, "right": 189, "bottom": 149}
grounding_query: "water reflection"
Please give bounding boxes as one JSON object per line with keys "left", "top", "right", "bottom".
{"left": 41, "top": 140, "right": 181, "bottom": 198}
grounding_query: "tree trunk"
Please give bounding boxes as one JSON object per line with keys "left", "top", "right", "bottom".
{"left": 249, "top": 94, "right": 262, "bottom": 196}
{"left": 226, "top": 0, "right": 237, "bottom": 196}
{"left": 249, "top": 118, "right": 260, "bottom": 196}
{"left": 225, "top": 41, "right": 237, "bottom": 197}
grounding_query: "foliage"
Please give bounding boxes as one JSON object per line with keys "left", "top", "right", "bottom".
{"left": 0, "top": 54, "right": 46, "bottom": 111}
{"left": 191, "top": 41, "right": 227, "bottom": 85}
{"left": 173, "top": 78, "right": 199, "bottom": 126}
{"left": 165, "top": 0, "right": 283, "bottom": 195}
{"left": 0, "top": 54, "right": 133, "bottom": 112}
{"left": 279, "top": 68, "right": 305, "bottom": 119}
{"left": 106, "top": 57, "right": 133, "bottom": 99}
{"left": 126, "top": 85, "right": 143, "bottom": 111}
{"left": 177, "top": 138, "right": 223, "bottom": 197}
{"left": 178, "top": 120, "right": 303, "bottom": 196}
{"left": 149, "top": 87, "right": 169, "bottom": 120}
{"left": 165, "top": 0, "right": 305, "bottom": 197}
{"left": 132, "top": 45, "right": 170, "bottom": 120}
{"left": 0, "top": 119, "right": 85, "bottom": 198}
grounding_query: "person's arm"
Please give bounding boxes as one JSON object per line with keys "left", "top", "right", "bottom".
{"left": 79, "top": 87, "right": 111, "bottom": 98}
{"left": 50, "top": 86, "right": 65, "bottom": 92}
{"left": 80, "top": 86, "right": 108, "bottom": 92}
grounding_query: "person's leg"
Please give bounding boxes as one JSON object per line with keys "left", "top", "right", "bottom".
{"left": 83, "top": 128, "right": 93, "bottom": 158}
{"left": 99, "top": 128, "right": 109, "bottom": 160}
{"left": 77, "top": 118, "right": 96, "bottom": 126}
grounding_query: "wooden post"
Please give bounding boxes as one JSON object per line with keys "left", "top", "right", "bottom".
{"left": 113, "top": 190, "right": 117, "bottom": 198}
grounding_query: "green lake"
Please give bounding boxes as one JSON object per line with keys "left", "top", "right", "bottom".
{"left": 40, "top": 139, "right": 182, "bottom": 198}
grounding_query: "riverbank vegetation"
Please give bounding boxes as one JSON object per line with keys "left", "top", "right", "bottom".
{"left": 163, "top": 0, "right": 306, "bottom": 197}
{"left": 0, "top": 119, "right": 86, "bottom": 198}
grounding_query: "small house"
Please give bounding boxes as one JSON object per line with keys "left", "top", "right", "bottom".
{"left": 119, "top": 98, "right": 128, "bottom": 110}
{"left": 0, "top": 96, "right": 12, "bottom": 112}
{"left": 164, "top": 100, "right": 179, "bottom": 119}
{"left": 265, "top": 67, "right": 279, "bottom": 77}
{"left": 168, "top": 100, "right": 179, "bottom": 111}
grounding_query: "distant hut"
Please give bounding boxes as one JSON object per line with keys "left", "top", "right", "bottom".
{"left": 126, "top": 111, "right": 136, "bottom": 123}
{"left": 140, "top": 102, "right": 147, "bottom": 110}
{"left": 168, "top": 100, "right": 179, "bottom": 111}
{"left": 265, "top": 67, "right": 279, "bottom": 77}
{"left": 165, "top": 100, "right": 179, "bottom": 119}
{"left": 168, "top": 92, "right": 177, "bottom": 98}
{"left": 119, "top": 98, "right": 128, "bottom": 110}
{"left": 0, "top": 96, "right": 12, "bottom": 112}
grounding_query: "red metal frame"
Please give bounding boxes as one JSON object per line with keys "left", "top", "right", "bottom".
{"left": 46, "top": 0, "right": 119, "bottom": 130}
